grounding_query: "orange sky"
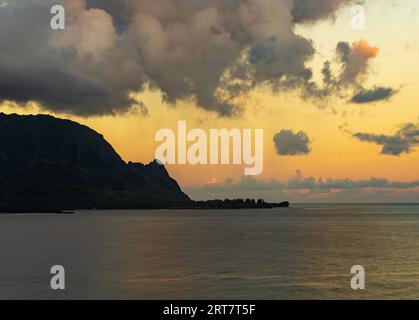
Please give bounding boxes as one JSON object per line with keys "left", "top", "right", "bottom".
{"left": 1, "top": 1, "right": 418, "bottom": 201}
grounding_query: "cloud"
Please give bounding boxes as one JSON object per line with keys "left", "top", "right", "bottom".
{"left": 337, "top": 40, "right": 379, "bottom": 86}
{"left": 273, "top": 130, "right": 311, "bottom": 155}
{"left": 0, "top": 0, "right": 146, "bottom": 116}
{"left": 353, "top": 122, "right": 419, "bottom": 155}
{"left": 185, "top": 170, "right": 419, "bottom": 202}
{"left": 0, "top": 0, "right": 369, "bottom": 117}
{"left": 351, "top": 86, "right": 398, "bottom": 104}
{"left": 302, "top": 40, "right": 398, "bottom": 104}
{"left": 292, "top": 0, "right": 351, "bottom": 23}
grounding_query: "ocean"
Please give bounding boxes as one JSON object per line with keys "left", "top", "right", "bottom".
{"left": 0, "top": 204, "right": 418, "bottom": 299}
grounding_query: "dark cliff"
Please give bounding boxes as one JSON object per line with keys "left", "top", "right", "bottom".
{"left": 0, "top": 113, "right": 191, "bottom": 212}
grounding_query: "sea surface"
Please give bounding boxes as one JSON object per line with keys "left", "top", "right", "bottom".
{"left": 0, "top": 204, "right": 418, "bottom": 299}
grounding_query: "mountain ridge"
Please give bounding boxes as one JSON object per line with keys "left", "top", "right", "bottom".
{"left": 0, "top": 113, "right": 289, "bottom": 212}
{"left": 0, "top": 113, "right": 191, "bottom": 212}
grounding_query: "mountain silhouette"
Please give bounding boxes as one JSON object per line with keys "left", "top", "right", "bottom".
{"left": 0, "top": 113, "right": 289, "bottom": 212}
{"left": 0, "top": 113, "right": 190, "bottom": 212}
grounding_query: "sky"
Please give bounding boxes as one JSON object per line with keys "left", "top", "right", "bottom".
{"left": 1, "top": 0, "right": 419, "bottom": 202}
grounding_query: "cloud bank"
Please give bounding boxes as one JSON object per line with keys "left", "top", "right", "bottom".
{"left": 2, "top": 0, "right": 387, "bottom": 117}
{"left": 185, "top": 170, "right": 419, "bottom": 202}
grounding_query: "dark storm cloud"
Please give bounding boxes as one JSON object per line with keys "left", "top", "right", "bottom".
{"left": 0, "top": 0, "right": 146, "bottom": 116}
{"left": 0, "top": 0, "right": 393, "bottom": 117}
{"left": 273, "top": 130, "right": 311, "bottom": 156}
{"left": 351, "top": 87, "right": 398, "bottom": 104}
{"left": 292, "top": 0, "right": 352, "bottom": 23}
{"left": 353, "top": 123, "right": 419, "bottom": 155}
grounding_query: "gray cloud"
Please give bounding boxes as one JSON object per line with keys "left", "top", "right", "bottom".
{"left": 274, "top": 130, "right": 311, "bottom": 155}
{"left": 0, "top": 0, "right": 365, "bottom": 117}
{"left": 185, "top": 170, "right": 419, "bottom": 203}
{"left": 337, "top": 40, "right": 378, "bottom": 86}
{"left": 0, "top": 0, "right": 146, "bottom": 116}
{"left": 301, "top": 40, "right": 400, "bottom": 104}
{"left": 353, "top": 122, "right": 419, "bottom": 155}
{"left": 351, "top": 86, "right": 398, "bottom": 104}
{"left": 292, "top": 0, "right": 351, "bottom": 23}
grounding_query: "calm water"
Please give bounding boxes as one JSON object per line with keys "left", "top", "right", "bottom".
{"left": 0, "top": 204, "right": 418, "bottom": 299}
